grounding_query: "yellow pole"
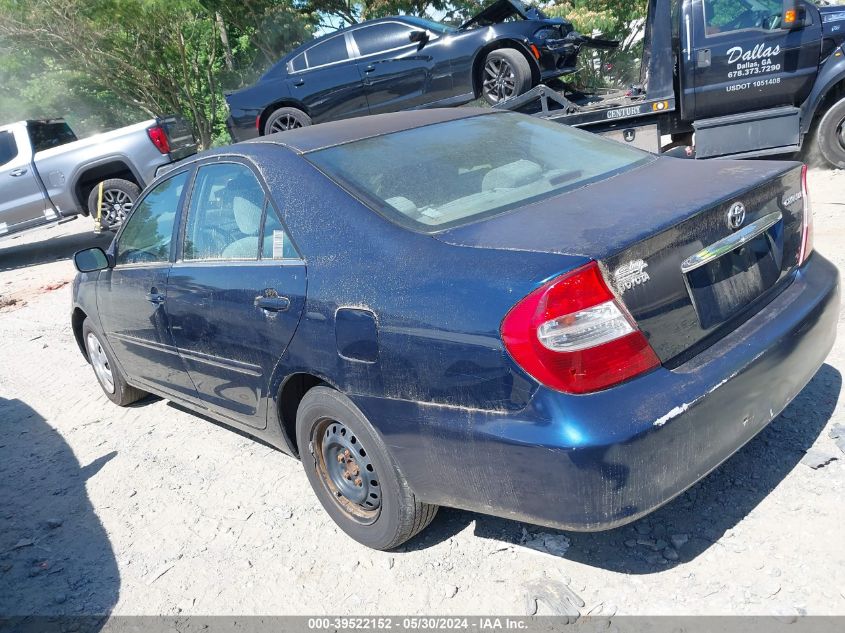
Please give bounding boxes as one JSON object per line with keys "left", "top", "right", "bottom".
{"left": 95, "top": 181, "right": 104, "bottom": 234}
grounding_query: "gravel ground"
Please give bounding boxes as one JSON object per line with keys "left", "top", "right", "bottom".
{"left": 1, "top": 167, "right": 844, "bottom": 618}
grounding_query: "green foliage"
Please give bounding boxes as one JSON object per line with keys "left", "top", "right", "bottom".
{"left": 0, "top": 0, "right": 652, "bottom": 146}
{"left": 545, "top": 0, "right": 648, "bottom": 90}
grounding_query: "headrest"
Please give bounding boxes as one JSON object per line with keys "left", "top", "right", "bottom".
{"left": 232, "top": 196, "right": 262, "bottom": 235}
{"left": 482, "top": 160, "right": 542, "bottom": 191}
{"left": 386, "top": 196, "right": 419, "bottom": 218}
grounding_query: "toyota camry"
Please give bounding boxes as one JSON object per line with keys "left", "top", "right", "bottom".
{"left": 72, "top": 109, "right": 838, "bottom": 550}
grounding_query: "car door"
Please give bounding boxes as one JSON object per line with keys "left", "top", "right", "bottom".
{"left": 692, "top": 0, "right": 822, "bottom": 119}
{"left": 0, "top": 125, "right": 50, "bottom": 237}
{"left": 97, "top": 169, "right": 199, "bottom": 400}
{"left": 351, "top": 22, "right": 453, "bottom": 113}
{"left": 165, "top": 161, "right": 306, "bottom": 429}
{"left": 285, "top": 33, "right": 370, "bottom": 122}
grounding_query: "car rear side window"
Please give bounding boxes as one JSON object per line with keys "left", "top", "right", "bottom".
{"left": 352, "top": 23, "right": 414, "bottom": 56}
{"left": 183, "top": 163, "right": 268, "bottom": 261}
{"left": 261, "top": 206, "right": 299, "bottom": 260}
{"left": 305, "top": 35, "right": 349, "bottom": 68}
{"left": 306, "top": 113, "right": 651, "bottom": 233}
{"left": 117, "top": 171, "right": 188, "bottom": 265}
{"left": 0, "top": 132, "right": 17, "bottom": 167}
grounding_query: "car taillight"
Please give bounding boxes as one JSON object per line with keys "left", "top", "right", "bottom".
{"left": 799, "top": 163, "right": 814, "bottom": 265}
{"left": 147, "top": 126, "right": 170, "bottom": 154}
{"left": 501, "top": 262, "right": 660, "bottom": 395}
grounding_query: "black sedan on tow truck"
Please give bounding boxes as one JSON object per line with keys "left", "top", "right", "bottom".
{"left": 225, "top": 0, "right": 615, "bottom": 140}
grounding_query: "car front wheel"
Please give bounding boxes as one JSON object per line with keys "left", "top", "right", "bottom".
{"left": 296, "top": 387, "right": 438, "bottom": 550}
{"left": 816, "top": 97, "right": 845, "bottom": 169}
{"left": 481, "top": 48, "right": 533, "bottom": 106}
{"left": 82, "top": 319, "right": 146, "bottom": 406}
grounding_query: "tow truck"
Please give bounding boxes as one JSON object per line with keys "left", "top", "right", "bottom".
{"left": 497, "top": 0, "right": 845, "bottom": 167}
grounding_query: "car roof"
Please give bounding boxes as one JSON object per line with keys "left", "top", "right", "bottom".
{"left": 245, "top": 108, "right": 495, "bottom": 154}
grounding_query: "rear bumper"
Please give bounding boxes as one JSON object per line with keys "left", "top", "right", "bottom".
{"left": 354, "top": 254, "right": 840, "bottom": 531}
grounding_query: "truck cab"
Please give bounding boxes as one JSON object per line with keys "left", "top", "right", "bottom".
{"left": 499, "top": 0, "right": 845, "bottom": 168}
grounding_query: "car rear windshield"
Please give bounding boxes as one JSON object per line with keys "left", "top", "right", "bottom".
{"left": 306, "top": 113, "right": 652, "bottom": 233}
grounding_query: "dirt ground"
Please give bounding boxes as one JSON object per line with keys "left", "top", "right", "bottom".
{"left": 1, "top": 167, "right": 844, "bottom": 619}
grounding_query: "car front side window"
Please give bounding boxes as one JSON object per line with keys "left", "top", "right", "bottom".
{"left": 0, "top": 131, "right": 18, "bottom": 167}
{"left": 116, "top": 171, "right": 188, "bottom": 266}
{"left": 182, "top": 163, "right": 268, "bottom": 262}
{"left": 704, "top": 0, "right": 784, "bottom": 35}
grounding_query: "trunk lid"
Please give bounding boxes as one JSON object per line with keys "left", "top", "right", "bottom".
{"left": 436, "top": 158, "right": 806, "bottom": 365}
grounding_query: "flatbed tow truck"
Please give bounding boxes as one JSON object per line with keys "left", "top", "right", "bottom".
{"left": 497, "top": 0, "right": 845, "bottom": 166}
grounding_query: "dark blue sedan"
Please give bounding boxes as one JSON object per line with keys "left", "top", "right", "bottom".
{"left": 72, "top": 109, "right": 838, "bottom": 550}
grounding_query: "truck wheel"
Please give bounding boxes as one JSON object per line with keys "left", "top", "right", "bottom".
{"left": 296, "top": 387, "right": 439, "bottom": 550}
{"left": 87, "top": 179, "right": 140, "bottom": 228}
{"left": 816, "top": 97, "right": 845, "bottom": 169}
{"left": 264, "top": 107, "right": 311, "bottom": 135}
{"left": 82, "top": 319, "right": 147, "bottom": 406}
{"left": 481, "top": 48, "right": 533, "bottom": 105}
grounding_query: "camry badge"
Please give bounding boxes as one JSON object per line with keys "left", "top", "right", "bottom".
{"left": 614, "top": 259, "right": 651, "bottom": 294}
{"left": 727, "top": 202, "right": 747, "bottom": 231}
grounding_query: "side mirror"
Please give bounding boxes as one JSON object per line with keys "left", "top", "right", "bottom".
{"left": 781, "top": 1, "right": 806, "bottom": 30}
{"left": 74, "top": 247, "right": 111, "bottom": 273}
{"left": 409, "top": 30, "right": 429, "bottom": 44}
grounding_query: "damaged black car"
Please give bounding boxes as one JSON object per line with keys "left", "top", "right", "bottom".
{"left": 225, "top": 0, "right": 613, "bottom": 141}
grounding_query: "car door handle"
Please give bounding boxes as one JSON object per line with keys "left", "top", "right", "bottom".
{"left": 696, "top": 49, "right": 711, "bottom": 69}
{"left": 9, "top": 168, "right": 27, "bottom": 177}
{"left": 363, "top": 65, "right": 376, "bottom": 73}
{"left": 145, "top": 291, "right": 166, "bottom": 305}
{"left": 255, "top": 295, "right": 290, "bottom": 313}
{"left": 293, "top": 78, "right": 305, "bottom": 87}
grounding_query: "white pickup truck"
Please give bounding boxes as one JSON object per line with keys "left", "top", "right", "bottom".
{"left": 0, "top": 116, "right": 196, "bottom": 238}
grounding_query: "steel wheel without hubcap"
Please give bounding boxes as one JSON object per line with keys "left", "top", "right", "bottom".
{"left": 483, "top": 58, "right": 517, "bottom": 104}
{"left": 313, "top": 419, "right": 381, "bottom": 524}
{"left": 98, "top": 189, "right": 133, "bottom": 226}
{"left": 86, "top": 332, "right": 115, "bottom": 394}
{"left": 269, "top": 114, "right": 305, "bottom": 133}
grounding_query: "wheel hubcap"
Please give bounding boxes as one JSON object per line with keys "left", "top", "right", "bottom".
{"left": 269, "top": 114, "right": 304, "bottom": 134}
{"left": 86, "top": 333, "right": 115, "bottom": 394}
{"left": 837, "top": 116, "right": 845, "bottom": 152}
{"left": 99, "top": 189, "right": 133, "bottom": 226}
{"left": 483, "top": 58, "right": 517, "bottom": 103}
{"left": 314, "top": 420, "right": 380, "bottom": 523}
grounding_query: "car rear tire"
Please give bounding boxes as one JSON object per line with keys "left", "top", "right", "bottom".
{"left": 480, "top": 48, "right": 533, "bottom": 106}
{"left": 816, "top": 97, "right": 845, "bottom": 169}
{"left": 87, "top": 179, "right": 140, "bottom": 228}
{"left": 82, "top": 318, "right": 146, "bottom": 406}
{"left": 264, "top": 107, "right": 312, "bottom": 135}
{"left": 296, "top": 386, "right": 439, "bottom": 550}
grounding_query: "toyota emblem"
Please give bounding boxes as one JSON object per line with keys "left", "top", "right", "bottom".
{"left": 727, "top": 202, "right": 746, "bottom": 231}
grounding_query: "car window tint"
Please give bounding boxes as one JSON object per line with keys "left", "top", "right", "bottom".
{"left": 183, "top": 163, "right": 266, "bottom": 261}
{"left": 305, "top": 35, "right": 348, "bottom": 68}
{"left": 0, "top": 131, "right": 17, "bottom": 166}
{"left": 261, "top": 207, "right": 299, "bottom": 260}
{"left": 117, "top": 171, "right": 188, "bottom": 265}
{"left": 353, "top": 23, "right": 413, "bottom": 56}
{"left": 307, "top": 113, "right": 651, "bottom": 233}
{"left": 290, "top": 53, "right": 306, "bottom": 72}
{"left": 704, "top": 0, "right": 784, "bottom": 35}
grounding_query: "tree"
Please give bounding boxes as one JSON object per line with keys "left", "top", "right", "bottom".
{"left": 0, "top": 0, "right": 314, "bottom": 147}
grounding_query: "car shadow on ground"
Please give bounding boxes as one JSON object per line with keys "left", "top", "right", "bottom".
{"left": 404, "top": 364, "right": 841, "bottom": 573}
{"left": 0, "top": 397, "right": 119, "bottom": 623}
{"left": 0, "top": 222, "right": 112, "bottom": 273}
